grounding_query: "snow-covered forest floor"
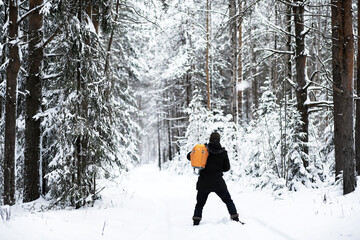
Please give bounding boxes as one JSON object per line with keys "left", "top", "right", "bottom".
{"left": 1, "top": 164, "right": 360, "bottom": 240}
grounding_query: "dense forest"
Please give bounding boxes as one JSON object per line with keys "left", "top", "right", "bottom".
{"left": 0, "top": 0, "right": 359, "bottom": 208}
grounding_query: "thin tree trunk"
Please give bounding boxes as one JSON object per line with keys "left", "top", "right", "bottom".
{"left": 205, "top": 0, "right": 210, "bottom": 110}
{"left": 238, "top": 0, "right": 243, "bottom": 121}
{"left": 284, "top": 3, "right": 292, "bottom": 182}
{"left": 104, "top": 0, "right": 120, "bottom": 74}
{"left": 293, "top": 0, "right": 309, "bottom": 168}
{"left": 167, "top": 91, "right": 172, "bottom": 161}
{"left": 249, "top": 11, "right": 258, "bottom": 117}
{"left": 75, "top": 2, "right": 85, "bottom": 208}
{"left": 273, "top": 5, "right": 278, "bottom": 94}
{"left": 251, "top": 45, "right": 258, "bottom": 111}
{"left": 157, "top": 111, "right": 161, "bottom": 170}
{"left": 286, "top": 5, "right": 293, "bottom": 99}
{"left": 4, "top": 0, "right": 19, "bottom": 206}
{"left": 332, "top": 0, "right": 357, "bottom": 194}
{"left": 229, "top": 0, "right": 237, "bottom": 120}
{"left": 0, "top": 1, "right": 7, "bottom": 120}
{"left": 86, "top": 3, "right": 99, "bottom": 34}
{"left": 186, "top": 71, "right": 191, "bottom": 107}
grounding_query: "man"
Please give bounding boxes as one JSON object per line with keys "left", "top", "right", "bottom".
{"left": 187, "top": 131, "right": 239, "bottom": 226}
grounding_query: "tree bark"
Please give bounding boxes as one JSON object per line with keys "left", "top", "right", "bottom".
{"left": 331, "top": 0, "right": 342, "bottom": 179}
{"left": 332, "top": 0, "right": 357, "bottom": 194}
{"left": 87, "top": 4, "right": 99, "bottom": 34}
{"left": 4, "top": 0, "right": 19, "bottom": 206}
{"left": 0, "top": 1, "right": 7, "bottom": 121}
{"left": 293, "top": 0, "right": 309, "bottom": 168}
{"left": 251, "top": 43, "right": 258, "bottom": 112}
{"left": 273, "top": 5, "right": 278, "bottom": 94}
{"left": 356, "top": 0, "right": 360, "bottom": 176}
{"left": 186, "top": 71, "right": 191, "bottom": 107}
{"left": 157, "top": 110, "right": 162, "bottom": 170}
{"left": 104, "top": 0, "right": 120, "bottom": 74}
{"left": 75, "top": 55, "right": 89, "bottom": 208}
{"left": 237, "top": 0, "right": 243, "bottom": 122}
{"left": 24, "top": 0, "right": 44, "bottom": 202}
{"left": 167, "top": 90, "right": 173, "bottom": 161}
{"left": 229, "top": 0, "right": 237, "bottom": 120}
{"left": 341, "top": 0, "right": 356, "bottom": 194}
{"left": 286, "top": 5, "right": 293, "bottom": 99}
{"left": 205, "top": 0, "right": 211, "bottom": 110}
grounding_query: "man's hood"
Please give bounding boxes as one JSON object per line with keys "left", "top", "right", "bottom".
{"left": 205, "top": 141, "right": 226, "bottom": 154}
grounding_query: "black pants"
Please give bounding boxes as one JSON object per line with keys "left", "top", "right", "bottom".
{"left": 193, "top": 189, "right": 237, "bottom": 219}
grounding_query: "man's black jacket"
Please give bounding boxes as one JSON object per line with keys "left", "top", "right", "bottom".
{"left": 187, "top": 141, "right": 230, "bottom": 192}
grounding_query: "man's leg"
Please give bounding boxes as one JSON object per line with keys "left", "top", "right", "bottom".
{"left": 193, "top": 190, "right": 210, "bottom": 225}
{"left": 215, "top": 189, "right": 238, "bottom": 220}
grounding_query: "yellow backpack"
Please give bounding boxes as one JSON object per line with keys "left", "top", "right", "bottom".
{"left": 190, "top": 144, "right": 209, "bottom": 169}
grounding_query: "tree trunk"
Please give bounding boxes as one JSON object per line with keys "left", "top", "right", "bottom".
{"left": 229, "top": 0, "right": 237, "bottom": 120}
{"left": 340, "top": 0, "right": 356, "bottom": 194}
{"left": 205, "top": 0, "right": 211, "bottom": 110}
{"left": 186, "top": 71, "right": 191, "bottom": 107}
{"left": 24, "top": 0, "right": 44, "bottom": 202}
{"left": 293, "top": 0, "right": 309, "bottom": 168}
{"left": 105, "top": 0, "right": 120, "bottom": 74}
{"left": 237, "top": 0, "right": 243, "bottom": 122}
{"left": 87, "top": 4, "right": 99, "bottom": 34}
{"left": 157, "top": 111, "right": 162, "bottom": 170}
{"left": 4, "top": 0, "right": 19, "bottom": 206}
{"left": 0, "top": 1, "right": 7, "bottom": 121}
{"left": 286, "top": 5, "right": 293, "bottom": 99}
{"left": 332, "top": 0, "right": 357, "bottom": 194}
{"left": 249, "top": 10, "right": 258, "bottom": 117}
{"left": 331, "top": 0, "right": 342, "bottom": 179}
{"left": 251, "top": 44, "right": 258, "bottom": 112}
{"left": 167, "top": 90, "right": 173, "bottom": 161}
{"left": 356, "top": 0, "right": 360, "bottom": 176}
{"left": 273, "top": 5, "right": 278, "bottom": 94}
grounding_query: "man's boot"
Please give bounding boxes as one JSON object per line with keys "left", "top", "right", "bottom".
{"left": 230, "top": 213, "right": 239, "bottom": 222}
{"left": 192, "top": 216, "right": 201, "bottom": 226}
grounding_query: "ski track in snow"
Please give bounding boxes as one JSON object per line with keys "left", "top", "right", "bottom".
{"left": 1, "top": 163, "right": 360, "bottom": 240}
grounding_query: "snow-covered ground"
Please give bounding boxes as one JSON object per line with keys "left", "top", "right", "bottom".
{"left": 1, "top": 164, "right": 360, "bottom": 240}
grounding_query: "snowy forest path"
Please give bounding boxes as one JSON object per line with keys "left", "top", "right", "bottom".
{"left": 100, "top": 164, "right": 360, "bottom": 240}
{"left": 101, "top": 164, "right": 299, "bottom": 240}
{"left": 1, "top": 163, "right": 360, "bottom": 240}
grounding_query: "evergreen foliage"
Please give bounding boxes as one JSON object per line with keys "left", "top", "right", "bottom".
{"left": 40, "top": 0, "right": 140, "bottom": 207}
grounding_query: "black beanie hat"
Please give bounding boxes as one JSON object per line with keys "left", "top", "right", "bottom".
{"left": 209, "top": 132, "right": 220, "bottom": 142}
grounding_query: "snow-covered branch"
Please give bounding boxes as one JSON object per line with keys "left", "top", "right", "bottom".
{"left": 259, "top": 48, "right": 294, "bottom": 55}
{"left": 17, "top": 3, "right": 45, "bottom": 25}
{"left": 41, "top": 24, "right": 63, "bottom": 49}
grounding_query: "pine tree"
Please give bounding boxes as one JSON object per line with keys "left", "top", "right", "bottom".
{"left": 205, "top": 0, "right": 211, "bottom": 110}
{"left": 40, "top": 0, "right": 140, "bottom": 207}
{"left": 356, "top": 0, "right": 360, "bottom": 176}
{"left": 229, "top": 0, "right": 237, "bottom": 119}
{"left": 3, "top": 0, "right": 19, "bottom": 206}
{"left": 293, "top": 0, "right": 309, "bottom": 169}
{"left": 0, "top": 0, "right": 7, "bottom": 204}
{"left": 331, "top": 0, "right": 357, "bottom": 194}
{"left": 23, "top": 0, "right": 44, "bottom": 203}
